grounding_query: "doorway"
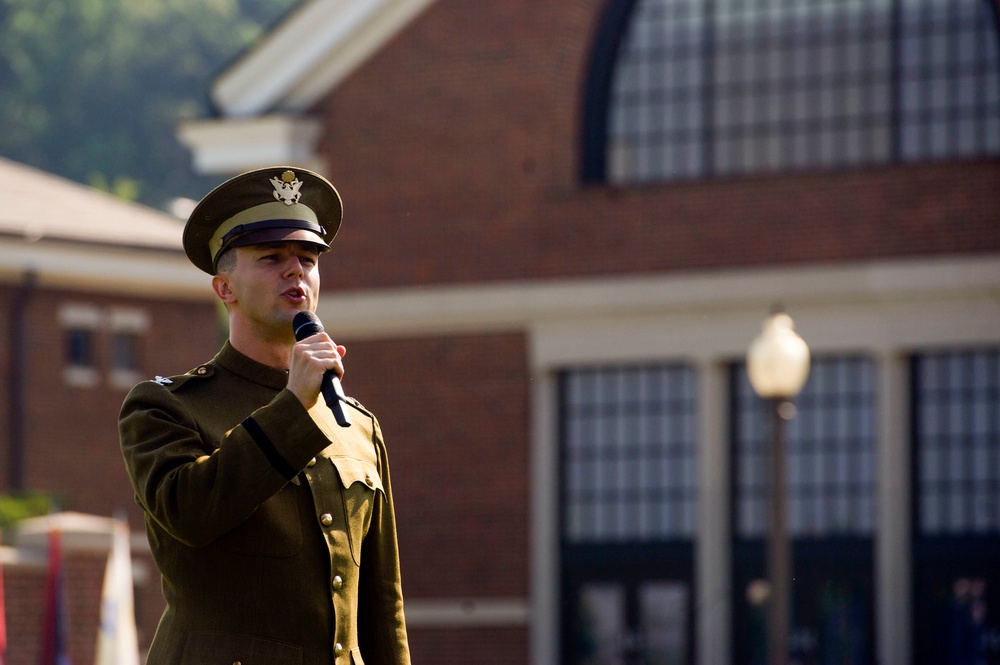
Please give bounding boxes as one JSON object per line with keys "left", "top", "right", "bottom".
{"left": 563, "top": 544, "right": 694, "bottom": 665}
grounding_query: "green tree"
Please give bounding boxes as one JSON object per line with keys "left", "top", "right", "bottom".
{"left": 0, "top": 491, "right": 57, "bottom": 531}
{"left": 0, "top": 0, "right": 298, "bottom": 209}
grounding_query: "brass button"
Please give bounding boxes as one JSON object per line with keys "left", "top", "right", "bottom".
{"left": 197, "top": 367, "right": 208, "bottom": 375}
{"left": 365, "top": 475, "right": 374, "bottom": 488}
{"left": 334, "top": 643, "right": 344, "bottom": 656}
{"left": 332, "top": 575, "right": 344, "bottom": 590}
{"left": 307, "top": 457, "right": 317, "bottom": 467}
{"left": 320, "top": 513, "right": 333, "bottom": 526}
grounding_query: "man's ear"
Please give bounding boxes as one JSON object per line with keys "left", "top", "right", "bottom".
{"left": 212, "top": 274, "right": 237, "bottom": 304}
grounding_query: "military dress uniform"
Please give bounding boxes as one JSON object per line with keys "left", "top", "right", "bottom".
{"left": 118, "top": 166, "right": 410, "bottom": 664}
{"left": 120, "top": 343, "right": 409, "bottom": 664}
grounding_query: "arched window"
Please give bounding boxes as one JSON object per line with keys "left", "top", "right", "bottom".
{"left": 582, "top": 0, "right": 1000, "bottom": 184}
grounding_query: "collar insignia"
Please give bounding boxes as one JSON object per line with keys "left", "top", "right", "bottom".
{"left": 153, "top": 375, "right": 173, "bottom": 385}
{"left": 270, "top": 170, "right": 303, "bottom": 206}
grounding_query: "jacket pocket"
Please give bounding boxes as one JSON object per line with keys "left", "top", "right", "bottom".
{"left": 330, "top": 457, "right": 383, "bottom": 565}
{"left": 181, "top": 630, "right": 303, "bottom": 664}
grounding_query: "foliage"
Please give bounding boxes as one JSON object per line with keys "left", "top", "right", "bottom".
{"left": 0, "top": 490, "right": 58, "bottom": 532}
{"left": 0, "top": 0, "right": 298, "bottom": 209}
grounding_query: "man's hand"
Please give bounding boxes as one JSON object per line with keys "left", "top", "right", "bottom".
{"left": 286, "top": 332, "right": 347, "bottom": 410}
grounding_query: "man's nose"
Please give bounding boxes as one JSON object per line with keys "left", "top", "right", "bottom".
{"left": 283, "top": 257, "right": 305, "bottom": 277}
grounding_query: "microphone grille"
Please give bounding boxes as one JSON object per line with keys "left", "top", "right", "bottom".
{"left": 292, "top": 311, "right": 324, "bottom": 340}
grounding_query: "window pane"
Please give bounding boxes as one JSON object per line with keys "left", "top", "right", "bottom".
{"left": 110, "top": 332, "right": 140, "bottom": 372}
{"left": 66, "top": 329, "right": 94, "bottom": 368}
{"left": 913, "top": 349, "right": 1000, "bottom": 535}
{"left": 732, "top": 356, "right": 877, "bottom": 538}
{"left": 640, "top": 582, "right": 689, "bottom": 665}
{"left": 576, "top": 585, "right": 626, "bottom": 665}
{"left": 602, "top": 0, "right": 1000, "bottom": 183}
{"left": 607, "top": 0, "right": 708, "bottom": 183}
{"left": 561, "top": 364, "right": 697, "bottom": 542}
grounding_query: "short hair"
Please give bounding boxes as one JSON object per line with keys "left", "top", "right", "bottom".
{"left": 214, "top": 248, "right": 237, "bottom": 274}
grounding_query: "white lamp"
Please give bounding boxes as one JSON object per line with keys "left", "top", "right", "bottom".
{"left": 746, "top": 312, "right": 811, "bottom": 399}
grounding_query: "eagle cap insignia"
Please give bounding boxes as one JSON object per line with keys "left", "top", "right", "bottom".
{"left": 270, "top": 170, "right": 303, "bottom": 205}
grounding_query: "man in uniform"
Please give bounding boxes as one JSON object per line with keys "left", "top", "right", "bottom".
{"left": 119, "top": 166, "right": 410, "bottom": 664}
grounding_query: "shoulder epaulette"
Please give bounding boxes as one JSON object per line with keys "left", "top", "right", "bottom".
{"left": 345, "top": 395, "right": 371, "bottom": 416}
{"left": 185, "top": 363, "right": 215, "bottom": 378}
{"left": 144, "top": 362, "right": 215, "bottom": 392}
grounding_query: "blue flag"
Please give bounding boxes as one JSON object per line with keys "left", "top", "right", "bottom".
{"left": 38, "top": 528, "right": 71, "bottom": 665}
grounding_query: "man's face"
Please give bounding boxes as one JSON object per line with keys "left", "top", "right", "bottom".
{"left": 219, "top": 241, "right": 322, "bottom": 337}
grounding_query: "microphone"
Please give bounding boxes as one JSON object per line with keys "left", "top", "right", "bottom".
{"left": 292, "top": 311, "right": 351, "bottom": 427}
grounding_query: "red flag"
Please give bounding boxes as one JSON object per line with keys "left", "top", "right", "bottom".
{"left": 38, "top": 528, "right": 71, "bottom": 665}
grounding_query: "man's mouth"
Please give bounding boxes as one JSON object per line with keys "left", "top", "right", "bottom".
{"left": 282, "top": 286, "right": 306, "bottom": 302}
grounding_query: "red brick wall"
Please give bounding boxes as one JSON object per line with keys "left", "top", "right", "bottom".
{"left": 342, "top": 332, "right": 531, "bottom": 599}
{"left": 5, "top": 553, "right": 109, "bottom": 665}
{"left": 316, "top": 0, "right": 1000, "bottom": 291}
{"left": 9, "top": 288, "right": 219, "bottom": 521}
{"left": 0, "top": 282, "right": 210, "bottom": 662}
{"left": 1, "top": 548, "right": 163, "bottom": 665}
{"left": 532, "top": 160, "right": 1000, "bottom": 276}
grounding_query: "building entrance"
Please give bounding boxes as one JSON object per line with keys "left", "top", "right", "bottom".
{"left": 562, "top": 544, "right": 693, "bottom": 665}
{"left": 732, "top": 540, "right": 873, "bottom": 665}
{"left": 913, "top": 542, "right": 1000, "bottom": 665}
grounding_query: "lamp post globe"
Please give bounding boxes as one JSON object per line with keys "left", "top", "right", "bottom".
{"left": 747, "top": 312, "right": 810, "bottom": 399}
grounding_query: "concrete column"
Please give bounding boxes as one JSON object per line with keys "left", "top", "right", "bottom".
{"left": 696, "top": 360, "right": 731, "bottom": 665}
{"left": 876, "top": 353, "right": 911, "bottom": 665}
{"left": 530, "top": 370, "right": 560, "bottom": 665}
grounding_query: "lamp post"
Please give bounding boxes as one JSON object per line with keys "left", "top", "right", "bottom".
{"left": 746, "top": 311, "right": 810, "bottom": 665}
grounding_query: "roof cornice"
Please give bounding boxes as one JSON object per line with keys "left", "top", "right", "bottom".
{"left": 0, "top": 238, "right": 210, "bottom": 300}
{"left": 212, "top": 0, "right": 438, "bottom": 116}
{"left": 177, "top": 115, "right": 325, "bottom": 175}
{"left": 315, "top": 255, "right": 1000, "bottom": 358}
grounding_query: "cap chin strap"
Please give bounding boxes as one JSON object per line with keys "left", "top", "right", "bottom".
{"left": 220, "top": 218, "right": 324, "bottom": 249}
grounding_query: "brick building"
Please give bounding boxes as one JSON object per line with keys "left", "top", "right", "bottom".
{"left": 2, "top": 0, "right": 997, "bottom": 664}
{"left": 179, "top": 1, "right": 1000, "bottom": 663}
{"left": 0, "top": 157, "right": 219, "bottom": 663}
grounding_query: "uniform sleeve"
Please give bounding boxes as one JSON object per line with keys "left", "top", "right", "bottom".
{"left": 357, "top": 415, "right": 411, "bottom": 665}
{"left": 119, "top": 379, "right": 332, "bottom": 548}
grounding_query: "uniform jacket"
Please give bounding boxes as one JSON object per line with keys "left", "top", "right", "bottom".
{"left": 119, "top": 341, "right": 410, "bottom": 665}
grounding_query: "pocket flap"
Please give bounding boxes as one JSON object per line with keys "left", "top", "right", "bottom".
{"left": 330, "top": 456, "right": 384, "bottom": 494}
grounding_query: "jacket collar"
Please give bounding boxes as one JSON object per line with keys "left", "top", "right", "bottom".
{"left": 214, "top": 340, "right": 289, "bottom": 391}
